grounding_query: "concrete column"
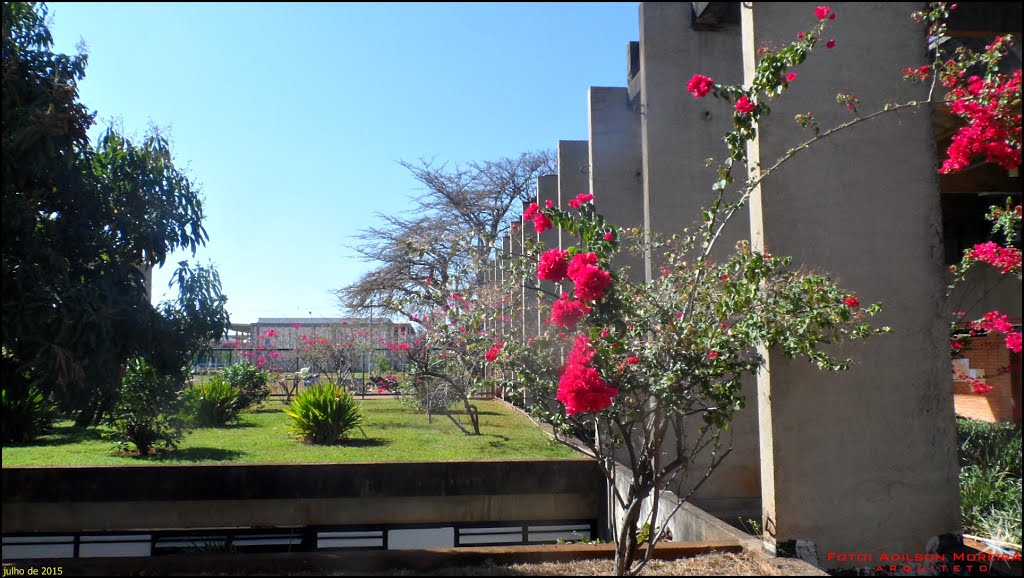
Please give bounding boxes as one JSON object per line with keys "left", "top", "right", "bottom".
{"left": 537, "top": 174, "right": 561, "bottom": 331}
{"left": 639, "top": 2, "right": 745, "bottom": 280}
{"left": 741, "top": 2, "right": 960, "bottom": 564}
{"left": 558, "top": 140, "right": 591, "bottom": 254}
{"left": 588, "top": 86, "right": 645, "bottom": 281}
{"left": 637, "top": 1, "right": 759, "bottom": 518}
{"left": 501, "top": 234, "right": 515, "bottom": 340}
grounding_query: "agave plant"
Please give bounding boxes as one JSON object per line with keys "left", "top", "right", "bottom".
{"left": 284, "top": 384, "right": 364, "bottom": 444}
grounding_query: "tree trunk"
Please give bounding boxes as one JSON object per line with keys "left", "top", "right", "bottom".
{"left": 614, "top": 499, "right": 643, "bottom": 576}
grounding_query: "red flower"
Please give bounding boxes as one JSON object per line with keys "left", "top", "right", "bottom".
{"left": 687, "top": 74, "right": 715, "bottom": 99}
{"left": 814, "top": 6, "right": 831, "bottom": 20}
{"left": 533, "top": 211, "right": 553, "bottom": 233}
{"left": 566, "top": 255, "right": 612, "bottom": 302}
{"left": 485, "top": 339, "right": 505, "bottom": 363}
{"left": 567, "top": 252, "right": 599, "bottom": 279}
{"left": 625, "top": 356, "right": 639, "bottom": 365}
{"left": 826, "top": 39, "right": 835, "bottom": 49}
{"left": 968, "top": 242, "right": 1021, "bottom": 274}
{"left": 557, "top": 335, "right": 619, "bottom": 416}
{"left": 735, "top": 96, "right": 756, "bottom": 114}
{"left": 523, "top": 202, "right": 539, "bottom": 222}
{"left": 545, "top": 199, "right": 554, "bottom": 208}
{"left": 549, "top": 294, "right": 592, "bottom": 329}
{"left": 568, "top": 193, "right": 593, "bottom": 209}
{"left": 843, "top": 296, "right": 860, "bottom": 308}
{"left": 797, "top": 32, "right": 805, "bottom": 40}
{"left": 786, "top": 72, "right": 797, "bottom": 82}
{"left": 1006, "top": 332, "right": 1022, "bottom": 353}
{"left": 537, "top": 248, "right": 570, "bottom": 282}
{"left": 573, "top": 266, "right": 612, "bottom": 302}
{"left": 603, "top": 231, "right": 615, "bottom": 241}
{"left": 707, "top": 350, "right": 719, "bottom": 360}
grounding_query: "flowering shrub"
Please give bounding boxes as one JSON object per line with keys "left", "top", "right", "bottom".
{"left": 494, "top": 166, "right": 885, "bottom": 573}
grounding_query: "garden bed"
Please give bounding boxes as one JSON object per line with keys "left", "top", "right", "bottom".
{"left": 1, "top": 400, "right": 577, "bottom": 466}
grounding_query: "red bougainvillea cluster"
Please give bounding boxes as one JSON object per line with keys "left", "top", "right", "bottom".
{"left": 556, "top": 335, "right": 620, "bottom": 416}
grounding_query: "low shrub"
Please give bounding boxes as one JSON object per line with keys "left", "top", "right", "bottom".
{"left": 956, "top": 417, "right": 1022, "bottom": 544}
{"left": 956, "top": 417, "right": 1022, "bottom": 475}
{"left": 1, "top": 386, "right": 54, "bottom": 443}
{"left": 285, "top": 383, "right": 364, "bottom": 444}
{"left": 223, "top": 362, "right": 270, "bottom": 410}
{"left": 183, "top": 376, "right": 241, "bottom": 427}
{"left": 109, "top": 358, "right": 188, "bottom": 455}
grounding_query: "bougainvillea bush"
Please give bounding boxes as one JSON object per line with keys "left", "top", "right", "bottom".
{"left": 490, "top": 3, "right": 1021, "bottom": 575}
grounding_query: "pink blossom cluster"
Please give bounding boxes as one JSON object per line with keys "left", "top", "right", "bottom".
{"left": 549, "top": 294, "right": 592, "bottom": 329}
{"left": 523, "top": 202, "right": 554, "bottom": 233}
{"left": 566, "top": 252, "right": 612, "bottom": 301}
{"left": 556, "top": 335, "right": 619, "bottom": 416}
{"left": 687, "top": 74, "right": 714, "bottom": 99}
{"left": 967, "top": 241, "right": 1022, "bottom": 274}
{"left": 485, "top": 339, "right": 505, "bottom": 363}
{"left": 537, "top": 248, "right": 569, "bottom": 282}
{"left": 940, "top": 68, "right": 1022, "bottom": 174}
{"left": 567, "top": 193, "right": 594, "bottom": 209}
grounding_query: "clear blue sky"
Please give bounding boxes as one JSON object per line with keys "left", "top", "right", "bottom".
{"left": 47, "top": 2, "right": 640, "bottom": 323}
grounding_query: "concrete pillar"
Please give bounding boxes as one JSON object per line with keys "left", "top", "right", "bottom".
{"left": 537, "top": 174, "right": 561, "bottom": 331}
{"left": 741, "top": 2, "right": 960, "bottom": 563}
{"left": 588, "top": 86, "right": 645, "bottom": 281}
{"left": 639, "top": 2, "right": 745, "bottom": 280}
{"left": 501, "top": 234, "right": 515, "bottom": 340}
{"left": 637, "top": 1, "right": 759, "bottom": 518}
{"left": 558, "top": 140, "right": 591, "bottom": 254}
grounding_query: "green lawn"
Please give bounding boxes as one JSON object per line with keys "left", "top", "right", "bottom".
{"left": 1, "top": 400, "right": 580, "bottom": 466}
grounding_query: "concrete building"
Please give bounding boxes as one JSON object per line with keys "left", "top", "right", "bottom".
{"left": 513, "top": 1, "right": 1020, "bottom": 568}
{"left": 207, "top": 317, "right": 415, "bottom": 373}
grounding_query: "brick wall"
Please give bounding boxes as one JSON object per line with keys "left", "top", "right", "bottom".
{"left": 953, "top": 332, "right": 1022, "bottom": 423}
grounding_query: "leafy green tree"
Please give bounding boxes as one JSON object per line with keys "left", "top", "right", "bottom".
{"left": 2, "top": 2, "right": 228, "bottom": 426}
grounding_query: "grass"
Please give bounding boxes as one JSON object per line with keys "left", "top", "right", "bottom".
{"left": 1, "top": 400, "right": 578, "bottom": 466}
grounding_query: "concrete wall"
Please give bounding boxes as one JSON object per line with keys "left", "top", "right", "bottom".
{"left": 636, "top": 0, "right": 761, "bottom": 509}
{"left": 741, "top": 2, "right": 961, "bottom": 564}
{"left": 588, "top": 86, "right": 646, "bottom": 281}
{"left": 2, "top": 460, "right": 602, "bottom": 534}
{"left": 558, "top": 140, "right": 591, "bottom": 245}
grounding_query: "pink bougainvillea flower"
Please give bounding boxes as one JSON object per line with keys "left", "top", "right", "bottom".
{"left": 567, "top": 252, "right": 599, "bottom": 279}
{"left": 548, "top": 294, "right": 592, "bottom": 329}
{"left": 537, "top": 248, "right": 570, "bottom": 282}
{"left": 786, "top": 72, "right": 798, "bottom": 82}
{"left": 545, "top": 199, "right": 554, "bottom": 208}
{"left": 707, "top": 350, "right": 720, "bottom": 360}
{"left": 687, "top": 74, "right": 715, "bottom": 99}
{"left": 843, "top": 296, "right": 860, "bottom": 308}
{"left": 485, "top": 339, "right": 505, "bottom": 362}
{"left": 573, "top": 265, "right": 612, "bottom": 302}
{"left": 557, "top": 335, "right": 619, "bottom": 415}
{"left": 603, "top": 231, "right": 615, "bottom": 241}
{"left": 523, "top": 202, "right": 539, "bottom": 222}
{"left": 814, "top": 6, "right": 831, "bottom": 20}
{"left": 735, "top": 96, "right": 756, "bottom": 115}
{"left": 826, "top": 39, "right": 835, "bottom": 49}
{"left": 797, "top": 32, "right": 805, "bottom": 40}
{"left": 533, "top": 211, "right": 553, "bottom": 233}
{"left": 1006, "top": 332, "right": 1022, "bottom": 353}
{"left": 968, "top": 241, "right": 1022, "bottom": 274}
{"left": 625, "top": 356, "right": 639, "bottom": 365}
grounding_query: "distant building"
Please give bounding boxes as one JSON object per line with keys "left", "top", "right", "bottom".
{"left": 203, "top": 317, "right": 416, "bottom": 373}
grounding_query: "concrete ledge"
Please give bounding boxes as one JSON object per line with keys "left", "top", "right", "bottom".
{"left": 1, "top": 541, "right": 744, "bottom": 576}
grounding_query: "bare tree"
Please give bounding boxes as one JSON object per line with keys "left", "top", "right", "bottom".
{"left": 335, "top": 150, "right": 555, "bottom": 317}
